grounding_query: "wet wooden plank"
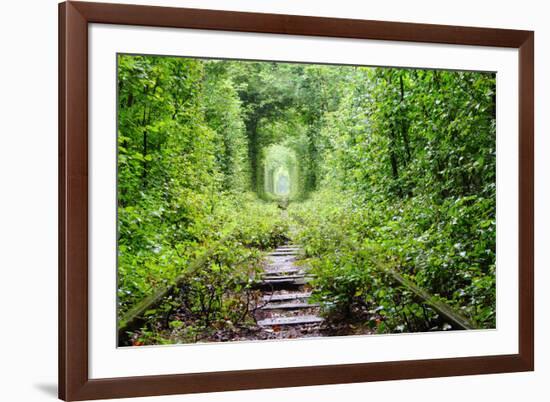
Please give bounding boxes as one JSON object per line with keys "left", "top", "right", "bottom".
{"left": 257, "top": 315, "right": 324, "bottom": 326}
{"left": 261, "top": 278, "right": 302, "bottom": 285}
{"left": 264, "top": 267, "right": 302, "bottom": 275}
{"left": 265, "top": 259, "right": 298, "bottom": 266}
{"left": 261, "top": 292, "right": 312, "bottom": 302}
{"left": 261, "top": 276, "right": 313, "bottom": 285}
{"left": 261, "top": 302, "right": 319, "bottom": 310}
{"left": 266, "top": 256, "right": 297, "bottom": 262}
{"left": 265, "top": 263, "right": 297, "bottom": 271}
{"left": 261, "top": 274, "right": 305, "bottom": 281}
{"left": 263, "top": 273, "right": 305, "bottom": 279}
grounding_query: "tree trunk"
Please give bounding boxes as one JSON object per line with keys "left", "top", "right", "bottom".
{"left": 399, "top": 74, "right": 411, "bottom": 163}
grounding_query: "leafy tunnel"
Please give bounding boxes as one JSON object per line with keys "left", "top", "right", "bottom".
{"left": 117, "top": 54, "right": 497, "bottom": 345}
{"left": 262, "top": 144, "right": 298, "bottom": 199}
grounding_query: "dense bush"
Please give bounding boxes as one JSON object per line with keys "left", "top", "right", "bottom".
{"left": 118, "top": 54, "right": 496, "bottom": 343}
{"left": 117, "top": 56, "right": 290, "bottom": 344}
{"left": 289, "top": 68, "right": 496, "bottom": 332}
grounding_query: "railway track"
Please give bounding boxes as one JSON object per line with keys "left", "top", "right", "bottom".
{"left": 253, "top": 244, "right": 325, "bottom": 338}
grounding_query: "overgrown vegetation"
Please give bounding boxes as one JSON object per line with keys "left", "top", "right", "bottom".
{"left": 117, "top": 55, "right": 496, "bottom": 345}
{"left": 290, "top": 68, "right": 495, "bottom": 332}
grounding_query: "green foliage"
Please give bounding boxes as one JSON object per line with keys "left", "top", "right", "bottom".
{"left": 118, "top": 54, "right": 496, "bottom": 343}
{"left": 117, "top": 55, "right": 290, "bottom": 344}
{"left": 290, "top": 68, "right": 496, "bottom": 331}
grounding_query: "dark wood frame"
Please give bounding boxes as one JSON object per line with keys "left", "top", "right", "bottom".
{"left": 59, "top": 1, "right": 534, "bottom": 400}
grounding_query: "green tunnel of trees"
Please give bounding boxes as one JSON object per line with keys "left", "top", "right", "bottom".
{"left": 117, "top": 54, "right": 496, "bottom": 344}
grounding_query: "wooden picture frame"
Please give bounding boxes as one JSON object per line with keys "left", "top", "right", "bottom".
{"left": 59, "top": 1, "right": 534, "bottom": 400}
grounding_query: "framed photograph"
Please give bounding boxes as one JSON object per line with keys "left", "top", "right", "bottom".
{"left": 59, "top": 1, "right": 534, "bottom": 400}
